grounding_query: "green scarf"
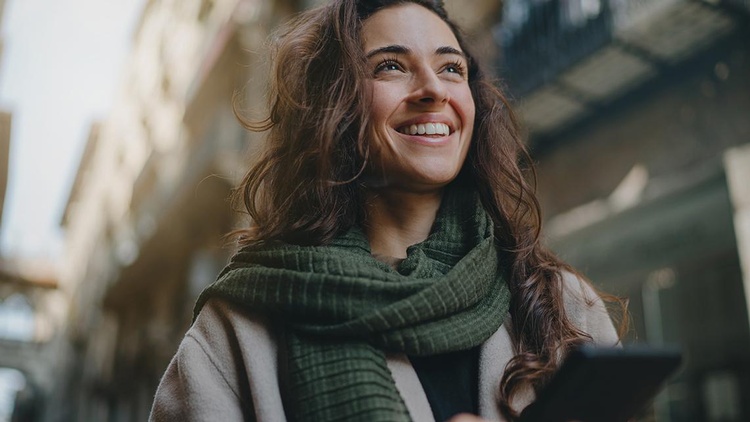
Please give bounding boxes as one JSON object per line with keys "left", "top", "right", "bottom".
{"left": 194, "top": 187, "right": 511, "bottom": 421}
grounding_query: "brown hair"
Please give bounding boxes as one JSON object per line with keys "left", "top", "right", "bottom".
{"left": 233, "top": 0, "right": 627, "bottom": 419}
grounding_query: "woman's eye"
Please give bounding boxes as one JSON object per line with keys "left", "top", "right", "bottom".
{"left": 444, "top": 62, "right": 466, "bottom": 77}
{"left": 375, "top": 59, "right": 403, "bottom": 74}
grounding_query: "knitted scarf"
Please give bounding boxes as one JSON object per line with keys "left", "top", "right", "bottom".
{"left": 194, "top": 187, "right": 511, "bottom": 421}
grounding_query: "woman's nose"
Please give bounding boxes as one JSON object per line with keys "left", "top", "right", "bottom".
{"left": 411, "top": 69, "right": 449, "bottom": 105}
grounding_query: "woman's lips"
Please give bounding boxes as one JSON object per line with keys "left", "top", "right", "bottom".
{"left": 396, "top": 122, "right": 451, "bottom": 136}
{"left": 393, "top": 127, "right": 454, "bottom": 145}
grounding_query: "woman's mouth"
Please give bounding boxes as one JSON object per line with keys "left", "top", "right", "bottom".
{"left": 396, "top": 122, "right": 451, "bottom": 136}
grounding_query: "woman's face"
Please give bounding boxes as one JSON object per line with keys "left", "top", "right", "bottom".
{"left": 362, "top": 3, "right": 475, "bottom": 193}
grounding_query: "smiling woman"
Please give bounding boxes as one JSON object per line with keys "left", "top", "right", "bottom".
{"left": 149, "top": 1, "right": 626, "bottom": 421}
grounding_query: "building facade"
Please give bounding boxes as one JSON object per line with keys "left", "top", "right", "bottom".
{"left": 50, "top": 1, "right": 286, "bottom": 419}
{"left": 506, "top": 0, "right": 750, "bottom": 420}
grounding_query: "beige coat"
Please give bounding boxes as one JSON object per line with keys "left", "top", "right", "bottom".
{"left": 150, "top": 272, "right": 619, "bottom": 421}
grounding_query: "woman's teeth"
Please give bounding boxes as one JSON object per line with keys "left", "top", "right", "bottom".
{"left": 397, "top": 122, "right": 450, "bottom": 136}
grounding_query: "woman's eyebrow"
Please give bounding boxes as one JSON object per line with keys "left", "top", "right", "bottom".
{"left": 366, "top": 44, "right": 466, "bottom": 60}
{"left": 366, "top": 44, "right": 410, "bottom": 59}
{"left": 436, "top": 46, "right": 466, "bottom": 59}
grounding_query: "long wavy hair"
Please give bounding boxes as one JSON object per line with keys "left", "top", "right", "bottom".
{"left": 233, "top": 0, "right": 626, "bottom": 419}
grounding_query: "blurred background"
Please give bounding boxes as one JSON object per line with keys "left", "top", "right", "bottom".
{"left": 0, "top": 0, "right": 748, "bottom": 420}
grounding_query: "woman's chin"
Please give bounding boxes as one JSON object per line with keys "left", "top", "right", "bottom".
{"left": 369, "top": 175, "right": 460, "bottom": 194}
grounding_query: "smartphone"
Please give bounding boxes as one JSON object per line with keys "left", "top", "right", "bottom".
{"left": 518, "top": 345, "right": 682, "bottom": 422}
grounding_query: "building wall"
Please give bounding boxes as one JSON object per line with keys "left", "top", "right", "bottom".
{"left": 535, "top": 35, "right": 750, "bottom": 421}
{"left": 50, "top": 0, "right": 273, "bottom": 420}
{"left": 537, "top": 40, "right": 750, "bottom": 218}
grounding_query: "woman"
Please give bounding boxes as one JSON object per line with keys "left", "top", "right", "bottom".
{"left": 150, "top": 0, "right": 624, "bottom": 421}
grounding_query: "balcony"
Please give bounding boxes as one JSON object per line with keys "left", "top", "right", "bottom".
{"left": 495, "top": 0, "right": 748, "bottom": 142}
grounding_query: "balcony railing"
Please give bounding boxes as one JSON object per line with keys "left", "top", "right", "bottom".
{"left": 496, "top": 0, "right": 747, "bottom": 99}
{"left": 497, "top": 0, "right": 615, "bottom": 97}
{"left": 494, "top": 0, "right": 746, "bottom": 136}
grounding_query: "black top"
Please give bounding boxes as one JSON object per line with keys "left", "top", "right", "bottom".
{"left": 409, "top": 346, "right": 480, "bottom": 421}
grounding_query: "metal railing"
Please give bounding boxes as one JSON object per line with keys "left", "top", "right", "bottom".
{"left": 497, "top": 0, "right": 617, "bottom": 96}
{"left": 495, "top": 0, "right": 747, "bottom": 97}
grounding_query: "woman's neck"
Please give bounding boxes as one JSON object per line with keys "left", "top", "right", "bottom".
{"left": 363, "top": 188, "right": 443, "bottom": 259}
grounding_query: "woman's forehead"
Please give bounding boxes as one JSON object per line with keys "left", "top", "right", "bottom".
{"left": 361, "top": 3, "right": 461, "bottom": 55}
